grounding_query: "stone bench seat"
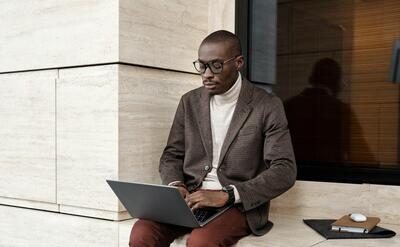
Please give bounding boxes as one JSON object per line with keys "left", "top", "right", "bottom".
{"left": 120, "top": 213, "right": 400, "bottom": 247}
{"left": 116, "top": 180, "right": 400, "bottom": 247}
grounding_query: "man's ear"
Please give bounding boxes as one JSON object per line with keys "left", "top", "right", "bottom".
{"left": 236, "top": 55, "right": 245, "bottom": 71}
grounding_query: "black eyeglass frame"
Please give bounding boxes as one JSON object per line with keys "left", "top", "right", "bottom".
{"left": 193, "top": 55, "right": 241, "bottom": 74}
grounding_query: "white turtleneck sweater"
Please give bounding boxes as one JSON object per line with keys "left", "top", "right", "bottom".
{"left": 200, "top": 72, "right": 242, "bottom": 203}
{"left": 169, "top": 73, "right": 242, "bottom": 203}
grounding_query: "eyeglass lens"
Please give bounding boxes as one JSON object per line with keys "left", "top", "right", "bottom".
{"left": 194, "top": 61, "right": 223, "bottom": 74}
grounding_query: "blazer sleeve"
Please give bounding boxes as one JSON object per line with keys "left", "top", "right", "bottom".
{"left": 235, "top": 97, "right": 297, "bottom": 211}
{"left": 159, "top": 97, "right": 186, "bottom": 185}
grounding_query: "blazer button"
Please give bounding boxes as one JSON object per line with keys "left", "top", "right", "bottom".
{"left": 204, "top": 165, "right": 210, "bottom": 171}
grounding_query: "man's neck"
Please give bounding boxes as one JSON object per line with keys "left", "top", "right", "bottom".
{"left": 212, "top": 72, "right": 242, "bottom": 105}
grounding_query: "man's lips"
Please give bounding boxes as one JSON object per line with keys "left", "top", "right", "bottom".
{"left": 203, "top": 82, "right": 217, "bottom": 89}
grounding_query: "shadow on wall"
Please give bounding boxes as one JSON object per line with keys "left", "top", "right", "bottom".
{"left": 284, "top": 58, "right": 377, "bottom": 165}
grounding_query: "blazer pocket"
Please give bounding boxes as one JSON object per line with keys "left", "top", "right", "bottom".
{"left": 238, "top": 125, "right": 257, "bottom": 136}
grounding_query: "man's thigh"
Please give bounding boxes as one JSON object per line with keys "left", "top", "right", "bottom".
{"left": 129, "top": 219, "right": 190, "bottom": 247}
{"left": 187, "top": 207, "right": 251, "bottom": 247}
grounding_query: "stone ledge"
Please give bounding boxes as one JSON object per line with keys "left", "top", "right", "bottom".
{"left": 0, "top": 196, "right": 59, "bottom": 213}
{"left": 59, "top": 204, "right": 131, "bottom": 221}
{"left": 171, "top": 213, "right": 326, "bottom": 247}
{"left": 271, "top": 181, "right": 400, "bottom": 225}
{"left": 1, "top": 204, "right": 398, "bottom": 247}
{"left": 173, "top": 214, "right": 400, "bottom": 247}
{"left": 120, "top": 213, "right": 400, "bottom": 246}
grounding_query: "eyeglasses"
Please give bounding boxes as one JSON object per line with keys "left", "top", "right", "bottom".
{"left": 193, "top": 55, "right": 240, "bottom": 74}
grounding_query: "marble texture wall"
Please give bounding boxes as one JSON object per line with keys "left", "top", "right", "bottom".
{"left": 0, "top": 0, "right": 230, "bottom": 222}
{"left": 0, "top": 205, "right": 119, "bottom": 247}
{"left": 0, "top": 1, "right": 239, "bottom": 246}
{"left": 0, "top": 70, "right": 57, "bottom": 203}
{"left": 119, "top": 0, "right": 209, "bottom": 73}
{"left": 118, "top": 65, "right": 200, "bottom": 187}
{"left": 0, "top": 0, "right": 118, "bottom": 73}
{"left": 56, "top": 64, "right": 199, "bottom": 219}
{"left": 208, "top": 0, "right": 235, "bottom": 33}
{"left": 56, "top": 65, "right": 120, "bottom": 216}
{"left": 0, "top": 0, "right": 215, "bottom": 74}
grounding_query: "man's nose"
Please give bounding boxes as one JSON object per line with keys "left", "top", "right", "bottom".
{"left": 203, "top": 66, "right": 214, "bottom": 78}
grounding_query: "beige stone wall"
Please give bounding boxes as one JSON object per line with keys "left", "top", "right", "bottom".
{"left": 0, "top": 1, "right": 233, "bottom": 245}
{"left": 0, "top": 0, "right": 119, "bottom": 73}
{"left": 0, "top": 70, "right": 57, "bottom": 203}
{"left": 119, "top": 0, "right": 209, "bottom": 72}
{"left": 0, "top": 0, "right": 217, "bottom": 220}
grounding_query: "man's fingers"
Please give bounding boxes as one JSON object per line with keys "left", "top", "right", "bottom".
{"left": 186, "top": 196, "right": 200, "bottom": 207}
{"left": 191, "top": 202, "right": 202, "bottom": 211}
{"left": 186, "top": 191, "right": 201, "bottom": 202}
{"left": 186, "top": 193, "right": 204, "bottom": 208}
{"left": 186, "top": 190, "right": 225, "bottom": 209}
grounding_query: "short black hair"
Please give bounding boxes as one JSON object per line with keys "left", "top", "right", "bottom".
{"left": 200, "top": 30, "right": 242, "bottom": 55}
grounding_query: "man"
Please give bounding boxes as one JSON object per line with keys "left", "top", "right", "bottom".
{"left": 130, "top": 30, "right": 296, "bottom": 247}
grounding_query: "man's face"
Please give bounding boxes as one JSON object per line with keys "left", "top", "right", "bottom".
{"left": 198, "top": 42, "right": 244, "bottom": 95}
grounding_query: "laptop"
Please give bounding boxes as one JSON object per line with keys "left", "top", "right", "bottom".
{"left": 106, "top": 180, "right": 232, "bottom": 228}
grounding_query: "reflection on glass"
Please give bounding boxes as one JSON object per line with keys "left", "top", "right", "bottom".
{"left": 284, "top": 58, "right": 376, "bottom": 165}
{"left": 276, "top": 0, "right": 400, "bottom": 169}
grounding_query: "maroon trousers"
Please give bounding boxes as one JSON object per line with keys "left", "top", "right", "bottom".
{"left": 129, "top": 207, "right": 250, "bottom": 247}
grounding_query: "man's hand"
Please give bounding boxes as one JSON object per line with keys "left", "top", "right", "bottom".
{"left": 177, "top": 186, "right": 189, "bottom": 198}
{"left": 169, "top": 181, "right": 189, "bottom": 198}
{"left": 185, "top": 190, "right": 228, "bottom": 211}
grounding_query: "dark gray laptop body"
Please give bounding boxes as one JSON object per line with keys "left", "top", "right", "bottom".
{"left": 106, "top": 180, "right": 232, "bottom": 228}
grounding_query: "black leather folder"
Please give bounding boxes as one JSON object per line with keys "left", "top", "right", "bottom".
{"left": 303, "top": 219, "right": 396, "bottom": 239}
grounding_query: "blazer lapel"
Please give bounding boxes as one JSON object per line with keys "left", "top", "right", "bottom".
{"left": 196, "top": 89, "right": 213, "bottom": 163}
{"left": 218, "top": 78, "right": 254, "bottom": 167}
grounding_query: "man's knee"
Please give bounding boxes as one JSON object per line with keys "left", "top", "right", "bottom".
{"left": 187, "top": 230, "right": 232, "bottom": 247}
{"left": 129, "top": 220, "right": 160, "bottom": 247}
{"left": 186, "top": 232, "right": 210, "bottom": 247}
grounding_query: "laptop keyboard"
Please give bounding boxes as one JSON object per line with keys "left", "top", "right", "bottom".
{"left": 194, "top": 209, "right": 217, "bottom": 223}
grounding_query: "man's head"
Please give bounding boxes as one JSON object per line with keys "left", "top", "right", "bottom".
{"left": 309, "top": 58, "right": 342, "bottom": 97}
{"left": 194, "top": 30, "right": 244, "bottom": 95}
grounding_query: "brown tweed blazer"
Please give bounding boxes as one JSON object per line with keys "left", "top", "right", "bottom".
{"left": 159, "top": 77, "right": 297, "bottom": 236}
